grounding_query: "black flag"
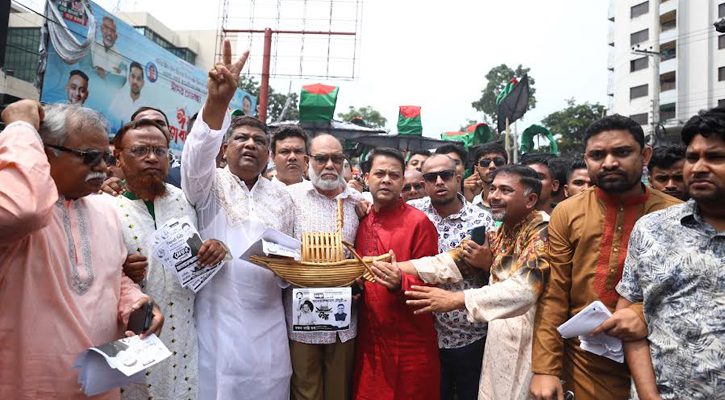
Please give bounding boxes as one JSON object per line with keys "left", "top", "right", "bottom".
{"left": 497, "top": 75, "right": 530, "bottom": 133}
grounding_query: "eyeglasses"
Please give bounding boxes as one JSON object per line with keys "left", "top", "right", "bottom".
{"left": 45, "top": 144, "right": 114, "bottom": 166}
{"left": 119, "top": 145, "right": 170, "bottom": 159}
{"left": 402, "top": 183, "right": 423, "bottom": 192}
{"left": 422, "top": 169, "right": 456, "bottom": 184}
{"left": 311, "top": 154, "right": 345, "bottom": 165}
{"left": 478, "top": 157, "right": 506, "bottom": 168}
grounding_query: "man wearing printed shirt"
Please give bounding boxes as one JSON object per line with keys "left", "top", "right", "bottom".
{"left": 409, "top": 153, "right": 495, "bottom": 400}
{"left": 530, "top": 115, "right": 681, "bottom": 400}
{"left": 616, "top": 107, "right": 725, "bottom": 400}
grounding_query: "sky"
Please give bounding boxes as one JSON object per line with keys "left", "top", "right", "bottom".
{"left": 23, "top": 0, "right": 609, "bottom": 139}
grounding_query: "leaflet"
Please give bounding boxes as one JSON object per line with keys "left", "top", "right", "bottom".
{"left": 557, "top": 301, "right": 624, "bottom": 363}
{"left": 292, "top": 287, "right": 352, "bottom": 332}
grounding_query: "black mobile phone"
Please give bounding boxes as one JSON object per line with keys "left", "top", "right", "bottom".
{"left": 127, "top": 300, "right": 154, "bottom": 335}
{"left": 470, "top": 225, "right": 487, "bottom": 245}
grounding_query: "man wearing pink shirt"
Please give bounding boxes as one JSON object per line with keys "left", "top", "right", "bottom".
{"left": 0, "top": 100, "right": 164, "bottom": 400}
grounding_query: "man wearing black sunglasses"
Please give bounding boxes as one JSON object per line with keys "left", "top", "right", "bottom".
{"left": 472, "top": 143, "right": 508, "bottom": 212}
{"left": 402, "top": 169, "right": 426, "bottom": 202}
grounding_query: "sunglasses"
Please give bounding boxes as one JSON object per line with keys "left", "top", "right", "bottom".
{"left": 46, "top": 144, "right": 114, "bottom": 166}
{"left": 118, "top": 145, "right": 170, "bottom": 159}
{"left": 422, "top": 169, "right": 456, "bottom": 184}
{"left": 311, "top": 154, "right": 345, "bottom": 165}
{"left": 478, "top": 157, "right": 506, "bottom": 168}
{"left": 402, "top": 183, "right": 423, "bottom": 192}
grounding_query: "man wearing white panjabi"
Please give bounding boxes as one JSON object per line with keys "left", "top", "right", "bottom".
{"left": 181, "top": 39, "right": 295, "bottom": 400}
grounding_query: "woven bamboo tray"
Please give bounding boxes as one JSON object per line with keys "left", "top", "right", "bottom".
{"left": 249, "top": 198, "right": 388, "bottom": 287}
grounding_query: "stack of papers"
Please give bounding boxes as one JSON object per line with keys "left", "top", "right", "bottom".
{"left": 150, "top": 216, "right": 230, "bottom": 293}
{"left": 73, "top": 334, "right": 171, "bottom": 396}
{"left": 240, "top": 227, "right": 302, "bottom": 261}
{"left": 557, "top": 301, "right": 624, "bottom": 363}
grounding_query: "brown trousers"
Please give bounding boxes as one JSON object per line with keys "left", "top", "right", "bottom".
{"left": 290, "top": 337, "right": 356, "bottom": 400}
{"left": 562, "top": 343, "right": 631, "bottom": 400}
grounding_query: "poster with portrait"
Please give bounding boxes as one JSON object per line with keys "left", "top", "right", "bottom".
{"left": 40, "top": 0, "right": 256, "bottom": 156}
{"left": 292, "top": 287, "right": 352, "bottom": 332}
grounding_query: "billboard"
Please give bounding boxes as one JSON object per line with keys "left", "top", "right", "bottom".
{"left": 40, "top": 0, "right": 256, "bottom": 155}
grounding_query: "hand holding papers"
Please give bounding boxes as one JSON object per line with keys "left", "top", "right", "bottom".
{"left": 73, "top": 334, "right": 172, "bottom": 396}
{"left": 557, "top": 301, "right": 624, "bottom": 363}
{"left": 150, "top": 216, "right": 231, "bottom": 293}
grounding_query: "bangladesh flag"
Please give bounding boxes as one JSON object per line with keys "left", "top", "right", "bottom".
{"left": 497, "top": 75, "right": 530, "bottom": 133}
{"left": 521, "top": 124, "right": 560, "bottom": 155}
{"left": 440, "top": 123, "right": 493, "bottom": 150}
{"left": 397, "top": 106, "right": 423, "bottom": 135}
{"left": 299, "top": 83, "right": 339, "bottom": 123}
{"left": 496, "top": 78, "right": 518, "bottom": 105}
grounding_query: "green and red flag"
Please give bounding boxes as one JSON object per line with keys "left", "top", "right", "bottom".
{"left": 497, "top": 75, "right": 530, "bottom": 133}
{"left": 299, "top": 83, "right": 339, "bottom": 123}
{"left": 440, "top": 123, "right": 493, "bottom": 150}
{"left": 397, "top": 105, "right": 422, "bottom": 135}
{"left": 520, "top": 124, "right": 560, "bottom": 155}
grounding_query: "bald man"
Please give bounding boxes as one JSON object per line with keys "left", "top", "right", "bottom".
{"left": 403, "top": 169, "right": 425, "bottom": 202}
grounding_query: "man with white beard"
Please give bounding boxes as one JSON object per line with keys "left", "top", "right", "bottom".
{"left": 284, "top": 134, "right": 365, "bottom": 400}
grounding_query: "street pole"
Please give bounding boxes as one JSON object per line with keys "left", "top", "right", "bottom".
{"left": 650, "top": 0, "right": 660, "bottom": 144}
{"left": 505, "top": 117, "right": 511, "bottom": 162}
{"left": 259, "top": 28, "right": 272, "bottom": 123}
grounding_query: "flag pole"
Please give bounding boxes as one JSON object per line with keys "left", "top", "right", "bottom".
{"left": 505, "top": 117, "right": 511, "bottom": 161}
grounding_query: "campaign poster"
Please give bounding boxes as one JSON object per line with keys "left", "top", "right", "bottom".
{"left": 292, "top": 287, "right": 352, "bottom": 332}
{"left": 40, "top": 0, "right": 256, "bottom": 156}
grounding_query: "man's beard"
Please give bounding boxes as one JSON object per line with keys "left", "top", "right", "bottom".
{"left": 596, "top": 169, "right": 640, "bottom": 193}
{"left": 127, "top": 173, "right": 167, "bottom": 198}
{"left": 490, "top": 203, "right": 506, "bottom": 222}
{"left": 309, "top": 164, "right": 344, "bottom": 191}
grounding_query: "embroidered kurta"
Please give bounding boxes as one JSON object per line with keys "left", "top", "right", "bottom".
{"left": 409, "top": 194, "right": 495, "bottom": 349}
{"left": 0, "top": 121, "right": 146, "bottom": 400}
{"left": 100, "top": 184, "right": 200, "bottom": 400}
{"left": 181, "top": 106, "right": 295, "bottom": 400}
{"left": 531, "top": 186, "right": 680, "bottom": 400}
{"left": 353, "top": 199, "right": 441, "bottom": 400}
{"left": 413, "top": 210, "right": 549, "bottom": 400}
{"left": 284, "top": 180, "right": 363, "bottom": 344}
{"left": 617, "top": 200, "right": 725, "bottom": 400}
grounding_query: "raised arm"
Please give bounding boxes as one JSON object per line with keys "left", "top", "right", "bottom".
{"left": 0, "top": 101, "right": 58, "bottom": 246}
{"left": 181, "top": 39, "right": 248, "bottom": 207}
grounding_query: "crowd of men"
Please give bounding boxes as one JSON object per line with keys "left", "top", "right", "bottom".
{"left": 1, "top": 40, "right": 723, "bottom": 400}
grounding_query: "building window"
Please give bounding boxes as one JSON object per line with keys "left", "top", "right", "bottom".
{"left": 660, "top": 72, "right": 676, "bottom": 92}
{"left": 720, "top": 35, "right": 725, "bottom": 50}
{"left": 660, "top": 11, "right": 676, "bottom": 31}
{"left": 720, "top": 67, "right": 725, "bottom": 82}
{"left": 719, "top": 99, "right": 725, "bottom": 108}
{"left": 631, "top": 57, "right": 648, "bottom": 72}
{"left": 630, "top": 84, "right": 649, "bottom": 100}
{"left": 631, "top": 29, "right": 649, "bottom": 46}
{"left": 4, "top": 28, "right": 41, "bottom": 84}
{"left": 661, "top": 41, "right": 676, "bottom": 61}
{"left": 631, "top": 1, "right": 649, "bottom": 18}
{"left": 660, "top": 103, "right": 675, "bottom": 122}
{"left": 133, "top": 26, "right": 197, "bottom": 65}
{"left": 720, "top": 3, "right": 725, "bottom": 19}
{"left": 630, "top": 113, "right": 648, "bottom": 125}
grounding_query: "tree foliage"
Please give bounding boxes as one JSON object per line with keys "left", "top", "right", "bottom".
{"left": 337, "top": 106, "right": 387, "bottom": 128}
{"left": 238, "top": 76, "right": 299, "bottom": 122}
{"left": 471, "top": 64, "right": 537, "bottom": 127}
{"left": 541, "top": 98, "right": 605, "bottom": 156}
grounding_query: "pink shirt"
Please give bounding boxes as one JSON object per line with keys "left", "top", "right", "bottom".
{"left": 0, "top": 122, "right": 146, "bottom": 400}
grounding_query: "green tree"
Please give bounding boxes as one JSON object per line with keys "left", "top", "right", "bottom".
{"left": 471, "top": 64, "right": 537, "bottom": 128}
{"left": 238, "top": 76, "right": 299, "bottom": 122}
{"left": 541, "top": 98, "right": 605, "bottom": 156}
{"left": 337, "top": 106, "right": 387, "bottom": 128}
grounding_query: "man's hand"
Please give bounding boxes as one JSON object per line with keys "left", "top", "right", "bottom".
{"left": 123, "top": 254, "right": 148, "bottom": 283}
{"left": 2, "top": 100, "right": 44, "bottom": 131}
{"left": 197, "top": 239, "right": 228, "bottom": 267}
{"left": 371, "top": 251, "right": 402, "bottom": 291}
{"left": 355, "top": 200, "right": 372, "bottom": 219}
{"left": 590, "top": 307, "right": 647, "bottom": 341}
{"left": 405, "top": 285, "right": 465, "bottom": 315}
{"left": 530, "top": 374, "right": 564, "bottom": 400}
{"left": 100, "top": 176, "right": 126, "bottom": 196}
{"left": 463, "top": 174, "right": 482, "bottom": 202}
{"left": 203, "top": 39, "right": 250, "bottom": 130}
{"left": 125, "top": 298, "right": 164, "bottom": 339}
{"left": 462, "top": 239, "right": 493, "bottom": 272}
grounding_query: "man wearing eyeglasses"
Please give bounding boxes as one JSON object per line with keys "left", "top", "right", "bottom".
{"left": 284, "top": 133, "right": 366, "bottom": 400}
{"left": 402, "top": 169, "right": 425, "bottom": 202}
{"left": 181, "top": 40, "right": 295, "bottom": 400}
{"left": 472, "top": 143, "right": 508, "bottom": 212}
{"left": 100, "top": 119, "right": 228, "bottom": 400}
{"left": 0, "top": 100, "right": 164, "bottom": 400}
{"left": 408, "top": 154, "right": 495, "bottom": 400}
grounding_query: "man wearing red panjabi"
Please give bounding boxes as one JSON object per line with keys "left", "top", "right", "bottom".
{"left": 352, "top": 148, "right": 440, "bottom": 400}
